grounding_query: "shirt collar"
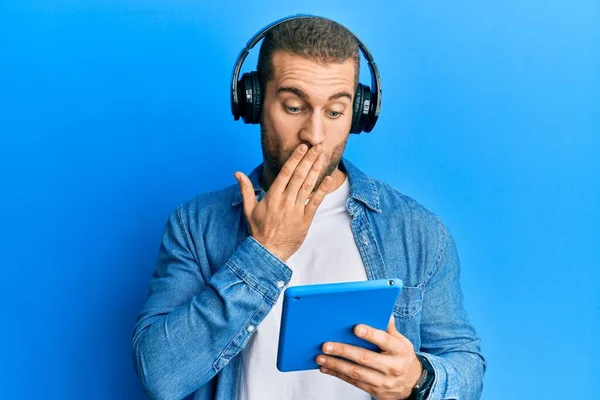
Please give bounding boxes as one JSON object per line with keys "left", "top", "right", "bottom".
{"left": 231, "top": 156, "right": 381, "bottom": 213}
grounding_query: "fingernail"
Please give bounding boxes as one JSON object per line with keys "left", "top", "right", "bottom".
{"left": 298, "top": 144, "right": 307, "bottom": 153}
{"left": 317, "top": 356, "right": 326, "bottom": 364}
{"left": 357, "top": 326, "right": 366, "bottom": 336}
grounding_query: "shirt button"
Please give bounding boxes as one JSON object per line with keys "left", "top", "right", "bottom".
{"left": 277, "top": 281, "right": 285, "bottom": 288}
{"left": 247, "top": 325, "right": 255, "bottom": 332}
{"left": 362, "top": 233, "right": 369, "bottom": 245}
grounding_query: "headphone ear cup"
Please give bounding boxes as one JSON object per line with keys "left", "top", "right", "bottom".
{"left": 248, "top": 71, "right": 262, "bottom": 124}
{"left": 350, "top": 84, "right": 366, "bottom": 133}
{"left": 237, "top": 72, "right": 262, "bottom": 124}
{"left": 237, "top": 72, "right": 251, "bottom": 123}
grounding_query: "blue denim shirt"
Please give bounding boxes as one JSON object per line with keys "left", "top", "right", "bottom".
{"left": 132, "top": 157, "right": 486, "bottom": 400}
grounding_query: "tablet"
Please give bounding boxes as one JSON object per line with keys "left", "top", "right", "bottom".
{"left": 276, "top": 278, "right": 403, "bottom": 372}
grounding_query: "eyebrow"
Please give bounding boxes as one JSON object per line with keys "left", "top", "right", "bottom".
{"left": 277, "top": 86, "right": 353, "bottom": 102}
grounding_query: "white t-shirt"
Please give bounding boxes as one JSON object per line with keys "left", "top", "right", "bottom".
{"left": 235, "top": 175, "right": 372, "bottom": 399}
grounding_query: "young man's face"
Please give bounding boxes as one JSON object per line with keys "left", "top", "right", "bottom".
{"left": 259, "top": 50, "right": 356, "bottom": 192}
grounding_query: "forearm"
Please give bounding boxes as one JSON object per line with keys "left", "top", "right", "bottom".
{"left": 417, "top": 219, "right": 487, "bottom": 400}
{"left": 417, "top": 340, "right": 486, "bottom": 400}
{"left": 132, "top": 236, "right": 291, "bottom": 400}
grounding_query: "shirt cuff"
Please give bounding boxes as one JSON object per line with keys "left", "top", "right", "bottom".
{"left": 415, "top": 351, "right": 447, "bottom": 400}
{"left": 226, "top": 235, "right": 293, "bottom": 304}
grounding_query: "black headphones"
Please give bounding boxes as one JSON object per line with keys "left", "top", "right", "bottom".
{"left": 230, "top": 14, "right": 382, "bottom": 134}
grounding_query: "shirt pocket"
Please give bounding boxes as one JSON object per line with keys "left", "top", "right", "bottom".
{"left": 392, "top": 284, "right": 424, "bottom": 318}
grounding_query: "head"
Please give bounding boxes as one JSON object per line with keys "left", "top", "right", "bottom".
{"left": 256, "top": 17, "right": 360, "bottom": 192}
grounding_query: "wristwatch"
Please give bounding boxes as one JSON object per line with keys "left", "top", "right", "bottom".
{"left": 407, "top": 354, "right": 435, "bottom": 400}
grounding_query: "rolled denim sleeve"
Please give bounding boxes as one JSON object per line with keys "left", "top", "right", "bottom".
{"left": 417, "top": 220, "right": 487, "bottom": 400}
{"left": 131, "top": 205, "right": 292, "bottom": 400}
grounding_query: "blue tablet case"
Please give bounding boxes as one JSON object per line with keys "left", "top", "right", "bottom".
{"left": 276, "top": 278, "right": 403, "bottom": 372}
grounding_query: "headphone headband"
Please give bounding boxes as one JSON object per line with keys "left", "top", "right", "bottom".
{"left": 230, "top": 14, "right": 382, "bottom": 133}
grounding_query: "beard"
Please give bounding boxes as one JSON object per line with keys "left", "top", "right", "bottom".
{"left": 260, "top": 123, "right": 348, "bottom": 194}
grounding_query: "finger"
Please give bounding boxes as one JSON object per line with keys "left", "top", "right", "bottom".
{"left": 316, "top": 353, "right": 385, "bottom": 389}
{"left": 234, "top": 172, "right": 257, "bottom": 221}
{"left": 303, "top": 175, "right": 333, "bottom": 218}
{"left": 269, "top": 144, "right": 309, "bottom": 194}
{"left": 354, "top": 323, "right": 399, "bottom": 354}
{"left": 320, "top": 367, "right": 376, "bottom": 396}
{"left": 321, "top": 341, "right": 389, "bottom": 374}
{"left": 295, "top": 152, "right": 326, "bottom": 206}
{"left": 283, "top": 145, "right": 324, "bottom": 201}
{"left": 386, "top": 315, "right": 403, "bottom": 339}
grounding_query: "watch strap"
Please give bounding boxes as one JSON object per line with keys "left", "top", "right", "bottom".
{"left": 408, "top": 354, "right": 435, "bottom": 400}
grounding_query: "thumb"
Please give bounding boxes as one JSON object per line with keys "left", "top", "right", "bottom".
{"left": 234, "top": 172, "right": 257, "bottom": 220}
{"left": 387, "top": 314, "right": 402, "bottom": 338}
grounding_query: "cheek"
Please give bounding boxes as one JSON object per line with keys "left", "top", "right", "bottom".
{"left": 261, "top": 105, "right": 294, "bottom": 151}
{"left": 270, "top": 107, "right": 301, "bottom": 138}
{"left": 335, "top": 113, "right": 353, "bottom": 135}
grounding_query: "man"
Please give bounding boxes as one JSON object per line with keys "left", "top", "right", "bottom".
{"left": 132, "top": 16, "right": 486, "bottom": 400}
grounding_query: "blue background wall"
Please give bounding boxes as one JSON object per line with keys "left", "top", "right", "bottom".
{"left": 1, "top": 1, "right": 598, "bottom": 399}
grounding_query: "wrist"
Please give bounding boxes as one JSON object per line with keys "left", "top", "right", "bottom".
{"left": 401, "top": 356, "right": 424, "bottom": 400}
{"left": 410, "top": 355, "right": 424, "bottom": 389}
{"left": 406, "top": 354, "right": 435, "bottom": 400}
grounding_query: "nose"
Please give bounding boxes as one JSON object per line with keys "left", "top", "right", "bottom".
{"left": 298, "top": 110, "right": 326, "bottom": 147}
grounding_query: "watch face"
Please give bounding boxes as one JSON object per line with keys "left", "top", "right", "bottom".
{"left": 411, "top": 355, "right": 435, "bottom": 400}
{"left": 414, "top": 368, "right": 427, "bottom": 389}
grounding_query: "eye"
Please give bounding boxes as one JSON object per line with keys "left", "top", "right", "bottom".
{"left": 327, "top": 111, "right": 344, "bottom": 119}
{"left": 285, "top": 105, "right": 303, "bottom": 114}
